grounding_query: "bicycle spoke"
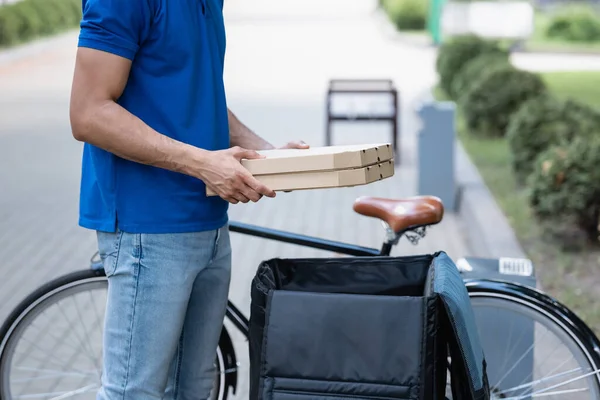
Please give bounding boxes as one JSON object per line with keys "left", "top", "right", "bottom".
{"left": 512, "top": 354, "right": 576, "bottom": 398}
{"left": 502, "top": 368, "right": 600, "bottom": 399}
{"left": 14, "top": 319, "right": 92, "bottom": 364}
{"left": 11, "top": 366, "right": 97, "bottom": 382}
{"left": 7, "top": 336, "right": 83, "bottom": 375}
{"left": 493, "top": 325, "right": 554, "bottom": 390}
{"left": 466, "top": 295, "right": 600, "bottom": 400}
{"left": 508, "top": 324, "right": 581, "bottom": 395}
{"left": 9, "top": 383, "right": 98, "bottom": 399}
{"left": 497, "top": 367, "right": 582, "bottom": 395}
{"left": 0, "top": 280, "right": 108, "bottom": 399}
{"left": 498, "top": 316, "right": 517, "bottom": 374}
{"left": 7, "top": 292, "right": 103, "bottom": 397}
{"left": 502, "top": 387, "right": 588, "bottom": 399}
{"left": 48, "top": 383, "right": 98, "bottom": 400}
{"left": 53, "top": 299, "right": 96, "bottom": 368}
{"left": 65, "top": 295, "right": 102, "bottom": 371}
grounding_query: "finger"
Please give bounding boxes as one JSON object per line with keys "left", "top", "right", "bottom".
{"left": 235, "top": 179, "right": 263, "bottom": 202}
{"left": 242, "top": 174, "right": 276, "bottom": 198}
{"left": 240, "top": 185, "right": 263, "bottom": 202}
{"left": 231, "top": 190, "right": 250, "bottom": 204}
{"left": 224, "top": 195, "right": 239, "bottom": 204}
{"left": 231, "top": 169, "right": 265, "bottom": 201}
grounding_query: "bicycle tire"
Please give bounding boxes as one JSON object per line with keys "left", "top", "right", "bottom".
{"left": 464, "top": 279, "right": 600, "bottom": 399}
{"left": 0, "top": 268, "right": 235, "bottom": 400}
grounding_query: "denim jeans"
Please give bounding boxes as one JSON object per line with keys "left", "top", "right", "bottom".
{"left": 95, "top": 225, "right": 232, "bottom": 400}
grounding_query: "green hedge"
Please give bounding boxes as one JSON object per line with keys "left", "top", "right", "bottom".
{"left": 450, "top": 51, "right": 510, "bottom": 105}
{"left": 507, "top": 94, "right": 600, "bottom": 183}
{"left": 545, "top": 5, "right": 600, "bottom": 43}
{"left": 528, "top": 136, "right": 600, "bottom": 247}
{"left": 381, "top": 0, "right": 428, "bottom": 31}
{"left": 460, "top": 64, "right": 547, "bottom": 137}
{"left": 0, "top": 0, "right": 81, "bottom": 47}
{"left": 435, "top": 34, "right": 600, "bottom": 244}
{"left": 435, "top": 35, "right": 506, "bottom": 100}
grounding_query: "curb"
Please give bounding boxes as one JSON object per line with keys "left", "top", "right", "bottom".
{"left": 454, "top": 138, "right": 528, "bottom": 260}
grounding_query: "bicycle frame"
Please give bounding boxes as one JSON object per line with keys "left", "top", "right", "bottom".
{"left": 33, "top": 218, "right": 600, "bottom": 399}
{"left": 224, "top": 220, "right": 395, "bottom": 337}
{"left": 88, "top": 220, "right": 398, "bottom": 337}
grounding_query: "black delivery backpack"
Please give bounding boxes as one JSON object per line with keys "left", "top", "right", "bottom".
{"left": 248, "top": 251, "right": 490, "bottom": 400}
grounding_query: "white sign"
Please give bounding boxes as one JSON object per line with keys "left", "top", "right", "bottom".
{"left": 441, "top": 1, "right": 534, "bottom": 40}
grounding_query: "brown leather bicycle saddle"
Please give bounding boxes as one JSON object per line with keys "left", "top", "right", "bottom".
{"left": 352, "top": 195, "right": 444, "bottom": 232}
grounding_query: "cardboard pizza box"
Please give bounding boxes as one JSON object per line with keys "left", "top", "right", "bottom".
{"left": 206, "top": 159, "right": 394, "bottom": 196}
{"left": 239, "top": 143, "right": 393, "bottom": 176}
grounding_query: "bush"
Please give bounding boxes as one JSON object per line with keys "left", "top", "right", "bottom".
{"left": 528, "top": 136, "right": 600, "bottom": 246}
{"left": 450, "top": 51, "right": 510, "bottom": 105}
{"left": 382, "top": 0, "right": 428, "bottom": 31}
{"left": 460, "top": 65, "right": 547, "bottom": 137}
{"left": 33, "top": 0, "right": 64, "bottom": 35}
{"left": 0, "top": 0, "right": 81, "bottom": 47}
{"left": 546, "top": 5, "right": 600, "bottom": 43}
{"left": 11, "top": 1, "right": 44, "bottom": 41}
{"left": 506, "top": 94, "right": 600, "bottom": 183}
{"left": 48, "top": 0, "right": 80, "bottom": 26}
{"left": 435, "top": 34, "right": 506, "bottom": 100}
{"left": 0, "top": 8, "right": 20, "bottom": 46}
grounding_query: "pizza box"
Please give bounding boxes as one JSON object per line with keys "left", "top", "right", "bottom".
{"left": 239, "top": 143, "right": 393, "bottom": 176}
{"left": 206, "top": 159, "right": 394, "bottom": 196}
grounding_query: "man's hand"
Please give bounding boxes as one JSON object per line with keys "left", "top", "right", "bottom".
{"left": 276, "top": 140, "right": 310, "bottom": 194}
{"left": 197, "top": 146, "right": 276, "bottom": 204}
{"left": 279, "top": 140, "right": 310, "bottom": 150}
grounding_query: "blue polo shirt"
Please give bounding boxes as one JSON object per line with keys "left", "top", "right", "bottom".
{"left": 77, "top": 0, "right": 229, "bottom": 233}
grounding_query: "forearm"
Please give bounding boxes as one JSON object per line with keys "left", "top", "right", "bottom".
{"left": 228, "top": 108, "right": 274, "bottom": 150}
{"left": 71, "top": 100, "right": 206, "bottom": 178}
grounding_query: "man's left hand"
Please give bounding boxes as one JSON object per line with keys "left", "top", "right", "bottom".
{"left": 275, "top": 140, "right": 309, "bottom": 194}
{"left": 279, "top": 140, "right": 310, "bottom": 150}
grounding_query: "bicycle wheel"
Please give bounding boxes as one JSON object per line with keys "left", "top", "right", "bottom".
{"left": 449, "top": 280, "right": 600, "bottom": 400}
{"left": 0, "top": 268, "right": 231, "bottom": 400}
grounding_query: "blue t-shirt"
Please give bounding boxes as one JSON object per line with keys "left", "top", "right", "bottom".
{"left": 77, "top": 0, "right": 230, "bottom": 234}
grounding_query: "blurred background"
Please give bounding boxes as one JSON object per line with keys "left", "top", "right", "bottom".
{"left": 1, "top": 0, "right": 600, "bottom": 397}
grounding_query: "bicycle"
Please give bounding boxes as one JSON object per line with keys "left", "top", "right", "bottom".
{"left": 1, "top": 195, "right": 599, "bottom": 399}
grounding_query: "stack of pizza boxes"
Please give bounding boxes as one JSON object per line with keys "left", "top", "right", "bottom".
{"left": 206, "top": 143, "right": 395, "bottom": 196}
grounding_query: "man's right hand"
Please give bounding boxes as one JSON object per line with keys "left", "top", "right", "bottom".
{"left": 196, "top": 146, "right": 276, "bottom": 204}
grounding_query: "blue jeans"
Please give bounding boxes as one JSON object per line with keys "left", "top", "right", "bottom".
{"left": 96, "top": 226, "right": 232, "bottom": 399}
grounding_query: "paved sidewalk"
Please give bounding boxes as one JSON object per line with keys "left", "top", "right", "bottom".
{"left": 0, "top": 1, "right": 462, "bottom": 397}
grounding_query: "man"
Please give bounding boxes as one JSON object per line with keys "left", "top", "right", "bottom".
{"left": 69, "top": 0, "right": 308, "bottom": 398}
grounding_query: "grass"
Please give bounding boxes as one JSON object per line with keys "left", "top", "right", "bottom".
{"left": 437, "top": 71, "right": 600, "bottom": 334}
{"left": 524, "top": 12, "right": 600, "bottom": 53}
{"left": 543, "top": 71, "right": 600, "bottom": 108}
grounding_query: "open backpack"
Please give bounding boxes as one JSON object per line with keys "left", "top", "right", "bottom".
{"left": 248, "top": 251, "right": 490, "bottom": 400}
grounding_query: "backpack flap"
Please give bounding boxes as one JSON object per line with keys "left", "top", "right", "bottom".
{"left": 431, "top": 252, "right": 491, "bottom": 400}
